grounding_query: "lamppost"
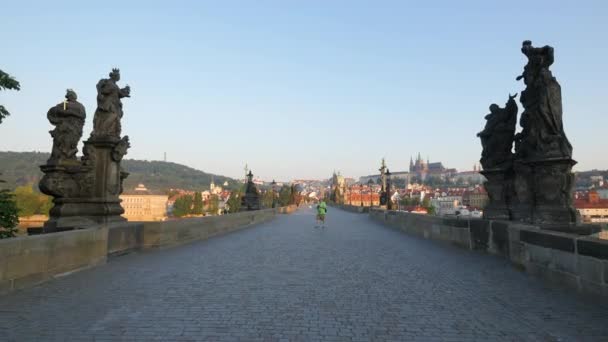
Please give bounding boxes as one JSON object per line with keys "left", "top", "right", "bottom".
{"left": 271, "top": 180, "right": 278, "bottom": 208}
{"left": 367, "top": 178, "right": 374, "bottom": 207}
{"left": 360, "top": 183, "right": 364, "bottom": 207}
{"left": 386, "top": 169, "right": 393, "bottom": 211}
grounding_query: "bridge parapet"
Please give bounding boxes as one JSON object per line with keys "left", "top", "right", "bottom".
{"left": 367, "top": 208, "right": 608, "bottom": 298}
{"left": 329, "top": 203, "right": 370, "bottom": 214}
{"left": 0, "top": 205, "right": 297, "bottom": 295}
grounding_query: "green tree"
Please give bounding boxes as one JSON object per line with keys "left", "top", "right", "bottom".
{"left": 206, "top": 194, "right": 219, "bottom": 215}
{"left": 400, "top": 197, "right": 420, "bottom": 206}
{"left": 0, "top": 70, "right": 21, "bottom": 238}
{"left": 192, "top": 192, "right": 203, "bottom": 215}
{"left": 289, "top": 185, "right": 297, "bottom": 205}
{"left": 278, "top": 185, "right": 291, "bottom": 206}
{"left": 421, "top": 196, "right": 436, "bottom": 215}
{"left": 0, "top": 187, "right": 19, "bottom": 238}
{"left": 172, "top": 195, "right": 193, "bottom": 217}
{"left": 13, "top": 184, "right": 52, "bottom": 216}
{"left": 226, "top": 190, "right": 241, "bottom": 213}
{"left": 261, "top": 189, "right": 274, "bottom": 209}
{"left": 0, "top": 69, "right": 21, "bottom": 124}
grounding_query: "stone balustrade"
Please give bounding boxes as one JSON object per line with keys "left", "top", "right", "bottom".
{"left": 0, "top": 206, "right": 297, "bottom": 295}
{"left": 362, "top": 206, "right": 608, "bottom": 298}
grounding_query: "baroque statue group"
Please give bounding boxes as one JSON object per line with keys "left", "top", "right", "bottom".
{"left": 35, "top": 40, "right": 579, "bottom": 232}
{"left": 39, "top": 69, "right": 131, "bottom": 232}
{"left": 478, "top": 40, "right": 577, "bottom": 225}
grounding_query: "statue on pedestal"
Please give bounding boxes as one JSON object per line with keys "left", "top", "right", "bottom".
{"left": 379, "top": 158, "right": 388, "bottom": 206}
{"left": 39, "top": 69, "right": 132, "bottom": 233}
{"left": 91, "top": 68, "right": 130, "bottom": 139}
{"left": 515, "top": 40, "right": 572, "bottom": 161}
{"left": 241, "top": 170, "right": 261, "bottom": 211}
{"left": 46, "top": 89, "right": 86, "bottom": 164}
{"left": 477, "top": 94, "right": 518, "bottom": 170}
{"left": 477, "top": 40, "right": 577, "bottom": 225}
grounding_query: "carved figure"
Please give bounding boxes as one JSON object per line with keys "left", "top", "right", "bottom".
{"left": 112, "top": 136, "right": 131, "bottom": 162}
{"left": 46, "top": 89, "right": 86, "bottom": 163}
{"left": 477, "top": 94, "right": 518, "bottom": 169}
{"left": 241, "top": 170, "right": 261, "bottom": 210}
{"left": 91, "top": 68, "right": 130, "bottom": 138}
{"left": 515, "top": 40, "right": 572, "bottom": 160}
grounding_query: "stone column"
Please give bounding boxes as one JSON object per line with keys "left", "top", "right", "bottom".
{"left": 510, "top": 161, "right": 534, "bottom": 222}
{"left": 39, "top": 163, "right": 96, "bottom": 232}
{"left": 480, "top": 168, "right": 513, "bottom": 220}
{"left": 82, "top": 137, "right": 129, "bottom": 221}
{"left": 40, "top": 137, "right": 129, "bottom": 232}
{"left": 529, "top": 158, "right": 577, "bottom": 224}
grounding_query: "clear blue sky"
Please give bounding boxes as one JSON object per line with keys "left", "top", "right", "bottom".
{"left": 1, "top": 0, "right": 607, "bottom": 181}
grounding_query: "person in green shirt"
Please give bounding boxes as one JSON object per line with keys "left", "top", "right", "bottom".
{"left": 316, "top": 199, "right": 327, "bottom": 228}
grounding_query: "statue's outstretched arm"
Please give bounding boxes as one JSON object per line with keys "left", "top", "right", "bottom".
{"left": 119, "top": 85, "right": 131, "bottom": 98}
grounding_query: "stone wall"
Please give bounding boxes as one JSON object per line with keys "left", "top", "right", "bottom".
{"left": 0, "top": 206, "right": 297, "bottom": 295}
{"left": 330, "top": 203, "right": 370, "bottom": 214}
{"left": 0, "top": 227, "right": 108, "bottom": 294}
{"left": 367, "top": 209, "right": 608, "bottom": 297}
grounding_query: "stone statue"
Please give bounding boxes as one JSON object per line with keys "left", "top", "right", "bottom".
{"left": 515, "top": 40, "right": 572, "bottom": 160}
{"left": 46, "top": 89, "right": 86, "bottom": 164}
{"left": 477, "top": 40, "right": 578, "bottom": 224}
{"left": 91, "top": 68, "right": 130, "bottom": 139}
{"left": 241, "top": 170, "right": 261, "bottom": 211}
{"left": 477, "top": 94, "right": 518, "bottom": 170}
{"left": 40, "top": 69, "right": 132, "bottom": 233}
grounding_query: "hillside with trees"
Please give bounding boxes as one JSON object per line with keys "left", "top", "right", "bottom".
{"left": 0, "top": 151, "right": 239, "bottom": 193}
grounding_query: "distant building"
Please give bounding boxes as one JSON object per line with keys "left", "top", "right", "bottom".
{"left": 574, "top": 190, "right": 608, "bottom": 223}
{"left": 210, "top": 178, "right": 223, "bottom": 195}
{"left": 359, "top": 171, "right": 410, "bottom": 184}
{"left": 452, "top": 165, "right": 485, "bottom": 185}
{"left": 430, "top": 195, "right": 462, "bottom": 216}
{"left": 462, "top": 186, "right": 489, "bottom": 209}
{"left": 331, "top": 171, "right": 347, "bottom": 204}
{"left": 409, "top": 153, "right": 456, "bottom": 181}
{"left": 595, "top": 181, "right": 608, "bottom": 199}
{"left": 345, "top": 185, "right": 380, "bottom": 206}
{"left": 121, "top": 184, "right": 168, "bottom": 221}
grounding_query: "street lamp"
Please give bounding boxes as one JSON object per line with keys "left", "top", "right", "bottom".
{"left": 271, "top": 180, "right": 278, "bottom": 208}
{"left": 367, "top": 178, "right": 374, "bottom": 207}
{"left": 360, "top": 182, "right": 364, "bottom": 207}
{"left": 386, "top": 169, "right": 392, "bottom": 211}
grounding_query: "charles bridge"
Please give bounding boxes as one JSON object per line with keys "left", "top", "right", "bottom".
{"left": 1, "top": 207, "right": 608, "bottom": 341}
{"left": 2, "top": 41, "right": 608, "bottom": 340}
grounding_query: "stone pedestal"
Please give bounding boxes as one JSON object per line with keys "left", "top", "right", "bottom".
{"left": 40, "top": 137, "right": 129, "bottom": 232}
{"left": 529, "top": 158, "right": 577, "bottom": 224}
{"left": 480, "top": 168, "right": 512, "bottom": 220}
{"left": 240, "top": 192, "right": 260, "bottom": 211}
{"left": 511, "top": 161, "right": 534, "bottom": 222}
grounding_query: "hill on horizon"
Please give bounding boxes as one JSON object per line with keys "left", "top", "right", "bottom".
{"left": 0, "top": 151, "right": 239, "bottom": 193}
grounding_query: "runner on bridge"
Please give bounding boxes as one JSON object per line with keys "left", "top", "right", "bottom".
{"left": 315, "top": 198, "right": 327, "bottom": 228}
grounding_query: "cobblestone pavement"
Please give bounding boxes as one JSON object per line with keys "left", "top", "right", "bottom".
{"left": 1, "top": 208, "right": 608, "bottom": 341}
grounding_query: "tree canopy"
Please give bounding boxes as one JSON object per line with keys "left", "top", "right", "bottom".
{"left": 0, "top": 189, "right": 19, "bottom": 238}
{"left": 226, "top": 190, "right": 241, "bottom": 213}
{"left": 13, "top": 184, "right": 52, "bottom": 216}
{"left": 172, "top": 195, "right": 193, "bottom": 217}
{"left": 192, "top": 192, "right": 203, "bottom": 215}
{"left": 0, "top": 69, "right": 21, "bottom": 124}
{"left": 0, "top": 151, "right": 238, "bottom": 193}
